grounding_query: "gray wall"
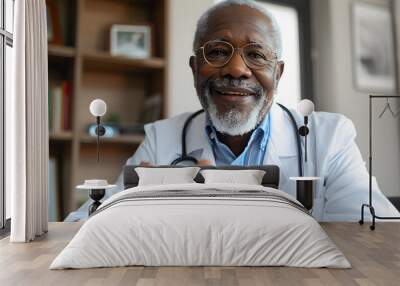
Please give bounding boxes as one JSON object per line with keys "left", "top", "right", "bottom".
{"left": 312, "top": 0, "right": 400, "bottom": 197}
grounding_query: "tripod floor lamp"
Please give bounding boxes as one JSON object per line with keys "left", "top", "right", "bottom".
{"left": 360, "top": 95, "right": 400, "bottom": 230}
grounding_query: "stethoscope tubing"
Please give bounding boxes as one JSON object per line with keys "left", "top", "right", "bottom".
{"left": 171, "top": 104, "right": 304, "bottom": 177}
{"left": 170, "top": 109, "right": 205, "bottom": 166}
{"left": 276, "top": 103, "right": 304, "bottom": 177}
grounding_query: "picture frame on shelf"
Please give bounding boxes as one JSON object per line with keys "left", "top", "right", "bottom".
{"left": 110, "top": 24, "right": 152, "bottom": 59}
{"left": 46, "top": 0, "right": 63, "bottom": 45}
{"left": 351, "top": 1, "right": 398, "bottom": 93}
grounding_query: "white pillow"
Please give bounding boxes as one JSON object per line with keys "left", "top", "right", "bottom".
{"left": 200, "top": 169, "right": 266, "bottom": 185}
{"left": 135, "top": 167, "right": 200, "bottom": 186}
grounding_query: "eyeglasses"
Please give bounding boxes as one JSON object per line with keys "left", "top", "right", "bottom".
{"left": 198, "top": 40, "right": 278, "bottom": 70}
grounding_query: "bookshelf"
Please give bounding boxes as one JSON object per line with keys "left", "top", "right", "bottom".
{"left": 47, "top": 0, "right": 167, "bottom": 220}
{"left": 49, "top": 131, "right": 73, "bottom": 141}
{"left": 48, "top": 45, "right": 76, "bottom": 58}
{"left": 82, "top": 50, "right": 165, "bottom": 71}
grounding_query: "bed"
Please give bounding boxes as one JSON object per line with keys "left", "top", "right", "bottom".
{"left": 50, "top": 165, "right": 350, "bottom": 269}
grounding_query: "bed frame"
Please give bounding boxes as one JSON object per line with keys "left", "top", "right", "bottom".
{"left": 123, "top": 165, "right": 280, "bottom": 189}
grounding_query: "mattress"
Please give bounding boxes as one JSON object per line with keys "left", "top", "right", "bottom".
{"left": 50, "top": 183, "right": 350, "bottom": 269}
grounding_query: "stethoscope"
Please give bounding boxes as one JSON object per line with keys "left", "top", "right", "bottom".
{"left": 171, "top": 103, "right": 307, "bottom": 177}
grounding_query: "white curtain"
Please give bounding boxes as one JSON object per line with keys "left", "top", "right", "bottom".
{"left": 7, "top": 0, "right": 49, "bottom": 242}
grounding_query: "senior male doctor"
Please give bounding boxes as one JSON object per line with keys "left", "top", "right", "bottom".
{"left": 66, "top": 0, "right": 399, "bottom": 222}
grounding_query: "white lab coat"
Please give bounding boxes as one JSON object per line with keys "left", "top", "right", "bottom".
{"left": 66, "top": 102, "right": 399, "bottom": 221}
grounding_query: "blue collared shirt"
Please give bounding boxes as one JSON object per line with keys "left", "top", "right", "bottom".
{"left": 205, "top": 113, "right": 271, "bottom": 166}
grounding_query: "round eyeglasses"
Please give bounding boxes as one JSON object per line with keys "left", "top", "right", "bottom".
{"left": 198, "top": 40, "right": 278, "bottom": 70}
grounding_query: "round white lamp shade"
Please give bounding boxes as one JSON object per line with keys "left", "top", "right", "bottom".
{"left": 297, "top": 99, "right": 315, "bottom": 116}
{"left": 77, "top": 179, "right": 116, "bottom": 190}
{"left": 90, "top": 99, "right": 107, "bottom": 117}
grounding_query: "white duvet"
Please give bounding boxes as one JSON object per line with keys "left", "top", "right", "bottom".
{"left": 50, "top": 183, "right": 351, "bottom": 269}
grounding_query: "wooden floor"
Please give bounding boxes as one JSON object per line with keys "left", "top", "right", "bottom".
{"left": 1, "top": 222, "right": 400, "bottom": 286}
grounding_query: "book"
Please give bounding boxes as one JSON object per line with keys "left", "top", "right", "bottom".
{"left": 48, "top": 80, "right": 72, "bottom": 132}
{"left": 51, "top": 85, "right": 63, "bottom": 132}
{"left": 48, "top": 89, "right": 52, "bottom": 130}
{"left": 48, "top": 157, "right": 59, "bottom": 221}
{"left": 61, "top": 80, "right": 71, "bottom": 130}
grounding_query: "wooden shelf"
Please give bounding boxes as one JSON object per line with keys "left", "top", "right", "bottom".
{"left": 79, "top": 134, "right": 144, "bottom": 145}
{"left": 48, "top": 45, "right": 76, "bottom": 58}
{"left": 47, "top": 0, "right": 167, "bottom": 219}
{"left": 82, "top": 50, "right": 165, "bottom": 72}
{"left": 49, "top": 131, "right": 73, "bottom": 141}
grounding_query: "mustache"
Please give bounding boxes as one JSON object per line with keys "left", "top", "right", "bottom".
{"left": 208, "top": 77, "right": 264, "bottom": 97}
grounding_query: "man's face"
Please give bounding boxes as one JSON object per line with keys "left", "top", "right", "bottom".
{"left": 190, "top": 5, "right": 284, "bottom": 136}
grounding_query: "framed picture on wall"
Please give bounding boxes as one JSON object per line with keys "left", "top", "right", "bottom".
{"left": 351, "top": 1, "right": 398, "bottom": 93}
{"left": 110, "top": 25, "right": 152, "bottom": 59}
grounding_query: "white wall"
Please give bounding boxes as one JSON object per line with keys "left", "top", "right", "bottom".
{"left": 257, "top": 2, "right": 301, "bottom": 109}
{"left": 166, "top": 0, "right": 214, "bottom": 117}
{"left": 312, "top": 0, "right": 400, "bottom": 197}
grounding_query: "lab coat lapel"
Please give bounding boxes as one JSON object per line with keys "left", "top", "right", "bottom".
{"left": 184, "top": 112, "right": 216, "bottom": 165}
{"left": 263, "top": 103, "right": 299, "bottom": 195}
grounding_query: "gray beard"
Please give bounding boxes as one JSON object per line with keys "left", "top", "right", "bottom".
{"left": 201, "top": 88, "right": 268, "bottom": 136}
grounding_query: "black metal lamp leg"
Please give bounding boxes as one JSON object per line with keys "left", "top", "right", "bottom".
{"left": 359, "top": 204, "right": 376, "bottom": 230}
{"left": 370, "top": 206, "right": 376, "bottom": 231}
{"left": 89, "top": 201, "right": 102, "bottom": 216}
{"left": 359, "top": 204, "right": 366, "bottom": 225}
{"left": 88, "top": 189, "right": 105, "bottom": 216}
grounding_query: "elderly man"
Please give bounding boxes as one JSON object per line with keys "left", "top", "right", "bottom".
{"left": 67, "top": 0, "right": 399, "bottom": 222}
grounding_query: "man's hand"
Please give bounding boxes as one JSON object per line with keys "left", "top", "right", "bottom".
{"left": 196, "top": 159, "right": 212, "bottom": 166}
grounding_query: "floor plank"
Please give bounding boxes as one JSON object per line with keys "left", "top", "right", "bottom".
{"left": 1, "top": 222, "right": 400, "bottom": 286}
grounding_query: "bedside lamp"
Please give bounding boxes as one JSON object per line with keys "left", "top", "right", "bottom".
{"left": 90, "top": 99, "right": 107, "bottom": 163}
{"left": 77, "top": 99, "right": 116, "bottom": 216}
{"left": 297, "top": 99, "right": 314, "bottom": 162}
{"left": 290, "top": 99, "right": 320, "bottom": 213}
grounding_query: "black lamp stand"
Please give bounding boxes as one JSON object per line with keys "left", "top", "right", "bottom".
{"left": 88, "top": 116, "right": 106, "bottom": 215}
{"left": 88, "top": 189, "right": 106, "bottom": 215}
